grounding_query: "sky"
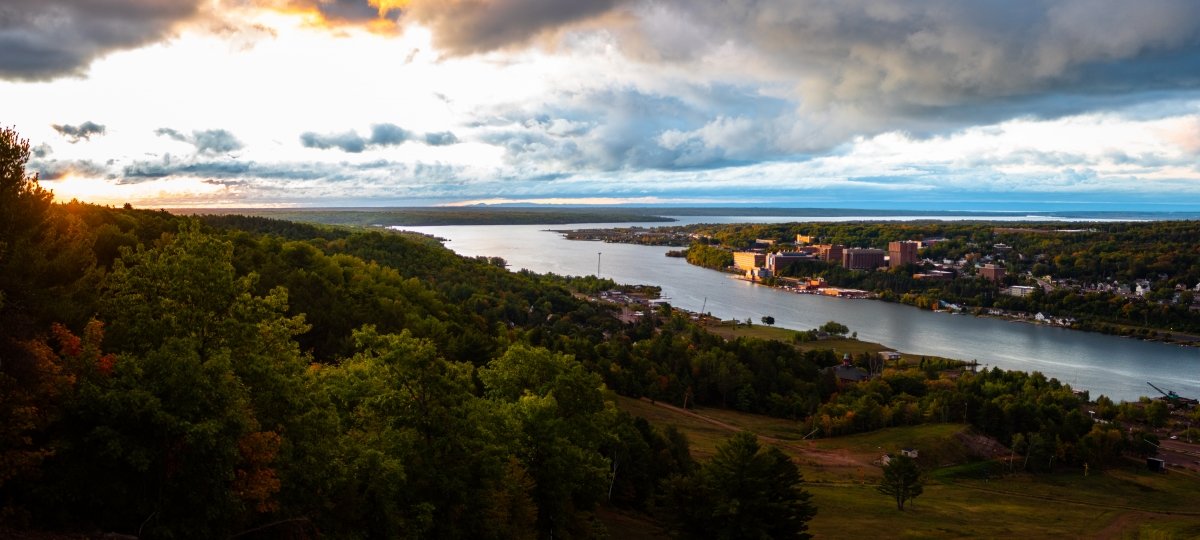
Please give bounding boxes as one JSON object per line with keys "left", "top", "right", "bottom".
{"left": 3, "top": 0, "right": 1200, "bottom": 210}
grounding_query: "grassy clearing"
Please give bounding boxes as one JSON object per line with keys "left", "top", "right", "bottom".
{"left": 704, "top": 321, "right": 886, "bottom": 355}
{"left": 701, "top": 320, "right": 962, "bottom": 367}
{"left": 615, "top": 395, "right": 1200, "bottom": 539}
{"left": 613, "top": 395, "right": 734, "bottom": 460}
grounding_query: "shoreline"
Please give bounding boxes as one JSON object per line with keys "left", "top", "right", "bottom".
{"left": 715, "top": 265, "right": 1200, "bottom": 349}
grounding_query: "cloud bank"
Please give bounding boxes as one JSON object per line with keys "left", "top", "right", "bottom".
{"left": 300, "top": 124, "right": 458, "bottom": 152}
{"left": 0, "top": 0, "right": 206, "bottom": 80}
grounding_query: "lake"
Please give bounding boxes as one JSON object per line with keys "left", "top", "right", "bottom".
{"left": 399, "top": 217, "right": 1200, "bottom": 403}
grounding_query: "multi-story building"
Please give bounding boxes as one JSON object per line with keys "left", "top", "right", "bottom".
{"left": 1006, "top": 285, "right": 1036, "bottom": 297}
{"left": 816, "top": 244, "right": 844, "bottom": 264}
{"left": 888, "top": 240, "right": 919, "bottom": 268}
{"left": 844, "top": 248, "right": 892, "bottom": 270}
{"left": 980, "top": 263, "right": 1006, "bottom": 282}
{"left": 796, "top": 235, "right": 816, "bottom": 245}
{"left": 733, "top": 251, "right": 766, "bottom": 271}
{"left": 767, "top": 251, "right": 817, "bottom": 273}
{"left": 843, "top": 248, "right": 886, "bottom": 270}
{"left": 746, "top": 267, "right": 772, "bottom": 280}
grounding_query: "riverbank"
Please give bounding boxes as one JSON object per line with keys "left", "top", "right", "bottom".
{"left": 403, "top": 221, "right": 1200, "bottom": 403}
{"left": 720, "top": 263, "right": 1200, "bottom": 349}
{"left": 553, "top": 219, "right": 1200, "bottom": 349}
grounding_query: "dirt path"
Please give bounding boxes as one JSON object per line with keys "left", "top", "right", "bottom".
{"left": 1094, "top": 511, "right": 1154, "bottom": 540}
{"left": 637, "top": 398, "right": 868, "bottom": 468}
{"left": 946, "top": 481, "right": 1200, "bottom": 516}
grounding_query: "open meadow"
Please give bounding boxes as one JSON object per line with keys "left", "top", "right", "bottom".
{"left": 615, "top": 396, "right": 1200, "bottom": 539}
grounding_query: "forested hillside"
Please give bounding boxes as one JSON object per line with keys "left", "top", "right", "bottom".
{"left": 2, "top": 127, "right": 1180, "bottom": 538}
{"left": 0, "top": 128, "right": 818, "bottom": 538}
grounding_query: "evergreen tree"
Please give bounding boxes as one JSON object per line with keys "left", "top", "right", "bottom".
{"left": 667, "top": 431, "right": 816, "bottom": 539}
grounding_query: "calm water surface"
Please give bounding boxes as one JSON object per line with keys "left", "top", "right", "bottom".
{"left": 400, "top": 217, "right": 1199, "bottom": 403}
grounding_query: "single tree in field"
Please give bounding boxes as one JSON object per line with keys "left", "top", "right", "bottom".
{"left": 761, "top": 315, "right": 775, "bottom": 326}
{"left": 878, "top": 454, "right": 923, "bottom": 510}
{"left": 666, "top": 431, "right": 816, "bottom": 539}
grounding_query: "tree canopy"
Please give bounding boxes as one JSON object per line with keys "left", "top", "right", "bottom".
{"left": 666, "top": 432, "right": 816, "bottom": 539}
{"left": 878, "top": 454, "right": 923, "bottom": 511}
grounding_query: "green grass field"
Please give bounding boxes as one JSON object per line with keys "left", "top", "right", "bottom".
{"left": 701, "top": 321, "right": 963, "bottom": 368}
{"left": 614, "top": 395, "right": 1200, "bottom": 539}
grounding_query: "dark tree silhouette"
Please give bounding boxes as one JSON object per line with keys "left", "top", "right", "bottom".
{"left": 878, "top": 454, "right": 923, "bottom": 510}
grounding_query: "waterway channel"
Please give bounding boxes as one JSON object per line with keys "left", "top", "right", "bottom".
{"left": 399, "top": 217, "right": 1200, "bottom": 403}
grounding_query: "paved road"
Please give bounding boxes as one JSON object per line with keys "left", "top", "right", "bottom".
{"left": 1159, "top": 439, "right": 1200, "bottom": 472}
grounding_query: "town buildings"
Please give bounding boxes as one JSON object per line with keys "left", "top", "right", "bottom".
{"left": 980, "top": 263, "right": 1006, "bottom": 282}
{"left": 767, "top": 251, "right": 817, "bottom": 273}
{"left": 733, "top": 251, "right": 766, "bottom": 271}
{"left": 843, "top": 248, "right": 886, "bottom": 270}
{"left": 888, "top": 240, "right": 919, "bottom": 268}
{"left": 816, "top": 244, "right": 844, "bottom": 264}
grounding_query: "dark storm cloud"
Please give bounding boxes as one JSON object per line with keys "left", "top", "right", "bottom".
{"left": 631, "top": 0, "right": 1200, "bottom": 116}
{"left": 51, "top": 121, "right": 106, "bottom": 143}
{"left": 273, "top": 0, "right": 379, "bottom": 24}
{"left": 397, "top": 0, "right": 1200, "bottom": 129}
{"left": 155, "top": 128, "right": 244, "bottom": 155}
{"left": 397, "top": 0, "right": 627, "bottom": 54}
{"left": 0, "top": 0, "right": 205, "bottom": 80}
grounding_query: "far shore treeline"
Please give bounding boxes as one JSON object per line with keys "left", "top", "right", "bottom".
{"left": 0, "top": 127, "right": 1182, "bottom": 538}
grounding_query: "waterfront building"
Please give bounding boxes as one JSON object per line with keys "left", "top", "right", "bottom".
{"left": 843, "top": 248, "right": 886, "bottom": 270}
{"left": 767, "top": 251, "right": 816, "bottom": 273}
{"left": 746, "top": 267, "right": 772, "bottom": 280}
{"left": 888, "top": 240, "right": 920, "bottom": 268}
{"left": 733, "top": 251, "right": 766, "bottom": 271}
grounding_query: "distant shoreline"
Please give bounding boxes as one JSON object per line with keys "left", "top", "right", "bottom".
{"left": 166, "top": 206, "right": 1200, "bottom": 224}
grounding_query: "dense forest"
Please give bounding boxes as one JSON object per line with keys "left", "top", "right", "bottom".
{"left": 1, "top": 127, "right": 1186, "bottom": 538}
{"left": 680, "top": 221, "right": 1200, "bottom": 336}
{"left": 0, "top": 128, "right": 816, "bottom": 538}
